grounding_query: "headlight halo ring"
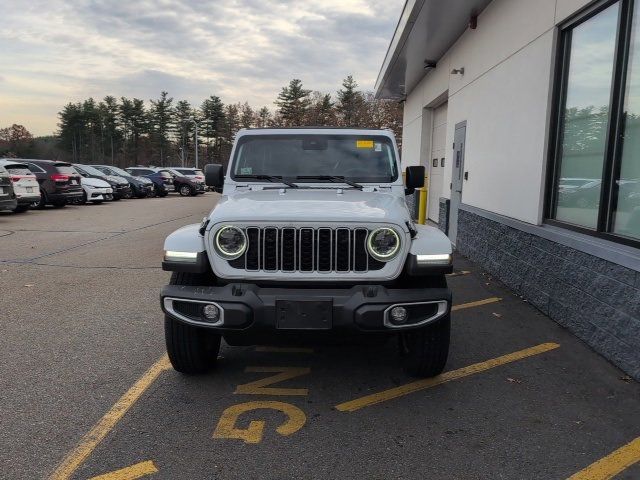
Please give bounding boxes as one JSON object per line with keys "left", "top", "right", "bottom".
{"left": 214, "top": 225, "right": 247, "bottom": 260}
{"left": 366, "top": 227, "right": 401, "bottom": 262}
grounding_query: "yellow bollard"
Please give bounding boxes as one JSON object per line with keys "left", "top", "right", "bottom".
{"left": 418, "top": 187, "right": 428, "bottom": 225}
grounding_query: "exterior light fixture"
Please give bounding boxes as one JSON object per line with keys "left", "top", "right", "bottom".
{"left": 451, "top": 67, "right": 465, "bottom": 75}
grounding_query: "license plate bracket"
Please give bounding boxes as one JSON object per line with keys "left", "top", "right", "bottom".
{"left": 276, "top": 300, "right": 332, "bottom": 330}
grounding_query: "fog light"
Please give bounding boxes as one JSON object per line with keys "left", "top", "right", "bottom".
{"left": 390, "top": 306, "right": 408, "bottom": 324}
{"left": 202, "top": 304, "right": 220, "bottom": 322}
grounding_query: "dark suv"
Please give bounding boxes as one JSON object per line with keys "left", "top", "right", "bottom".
{"left": 166, "top": 169, "right": 204, "bottom": 196}
{"left": 23, "top": 159, "right": 83, "bottom": 208}
{"left": 126, "top": 167, "right": 173, "bottom": 197}
{"left": 92, "top": 165, "right": 154, "bottom": 198}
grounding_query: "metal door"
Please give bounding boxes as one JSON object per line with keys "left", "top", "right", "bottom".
{"left": 449, "top": 122, "right": 466, "bottom": 244}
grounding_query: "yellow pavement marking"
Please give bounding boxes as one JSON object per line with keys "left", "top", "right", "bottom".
{"left": 568, "top": 437, "right": 640, "bottom": 480}
{"left": 213, "top": 401, "right": 307, "bottom": 444}
{"left": 235, "top": 366, "right": 310, "bottom": 396}
{"left": 335, "top": 342, "right": 560, "bottom": 412}
{"left": 452, "top": 297, "right": 502, "bottom": 311}
{"left": 447, "top": 270, "right": 471, "bottom": 277}
{"left": 89, "top": 460, "right": 158, "bottom": 480}
{"left": 49, "top": 355, "right": 172, "bottom": 480}
{"left": 255, "top": 346, "right": 314, "bottom": 353}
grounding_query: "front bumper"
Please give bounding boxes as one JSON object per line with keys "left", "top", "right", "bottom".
{"left": 161, "top": 283, "right": 451, "bottom": 338}
{"left": 0, "top": 196, "right": 18, "bottom": 211}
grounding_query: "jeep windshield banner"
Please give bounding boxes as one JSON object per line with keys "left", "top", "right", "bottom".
{"left": 231, "top": 134, "right": 399, "bottom": 183}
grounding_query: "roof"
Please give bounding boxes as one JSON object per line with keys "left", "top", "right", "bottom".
{"left": 375, "top": 0, "right": 493, "bottom": 99}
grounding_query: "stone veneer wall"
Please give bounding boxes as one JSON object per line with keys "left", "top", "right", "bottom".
{"left": 456, "top": 207, "right": 640, "bottom": 380}
{"left": 438, "top": 198, "right": 450, "bottom": 235}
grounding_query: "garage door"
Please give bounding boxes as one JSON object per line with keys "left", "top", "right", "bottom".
{"left": 428, "top": 102, "right": 447, "bottom": 222}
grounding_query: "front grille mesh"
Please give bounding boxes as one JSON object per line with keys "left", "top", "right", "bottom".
{"left": 228, "top": 227, "right": 386, "bottom": 273}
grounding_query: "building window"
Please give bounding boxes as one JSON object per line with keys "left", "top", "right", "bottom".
{"left": 548, "top": 0, "right": 640, "bottom": 246}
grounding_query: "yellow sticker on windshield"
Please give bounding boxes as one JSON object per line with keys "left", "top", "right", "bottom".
{"left": 356, "top": 140, "right": 374, "bottom": 149}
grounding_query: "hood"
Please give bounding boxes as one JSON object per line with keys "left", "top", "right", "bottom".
{"left": 81, "top": 176, "right": 110, "bottom": 188}
{"left": 210, "top": 188, "right": 412, "bottom": 226}
{"left": 108, "top": 175, "right": 129, "bottom": 185}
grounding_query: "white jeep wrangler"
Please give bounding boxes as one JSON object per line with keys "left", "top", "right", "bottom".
{"left": 161, "top": 128, "right": 453, "bottom": 377}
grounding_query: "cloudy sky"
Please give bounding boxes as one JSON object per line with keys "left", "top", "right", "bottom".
{"left": 0, "top": 0, "right": 404, "bottom": 136}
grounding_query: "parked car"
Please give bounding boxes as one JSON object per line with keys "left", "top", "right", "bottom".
{"left": 0, "top": 166, "right": 18, "bottom": 212}
{"left": 125, "top": 167, "right": 172, "bottom": 197}
{"left": 22, "top": 159, "right": 83, "bottom": 208}
{"left": 161, "top": 128, "right": 453, "bottom": 378}
{"left": 91, "top": 165, "right": 154, "bottom": 198}
{"left": 0, "top": 159, "right": 40, "bottom": 212}
{"left": 165, "top": 168, "right": 205, "bottom": 196}
{"left": 76, "top": 176, "right": 113, "bottom": 204}
{"left": 74, "top": 164, "right": 132, "bottom": 200}
{"left": 168, "top": 167, "right": 206, "bottom": 193}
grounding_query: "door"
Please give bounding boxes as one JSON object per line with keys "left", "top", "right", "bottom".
{"left": 449, "top": 122, "right": 466, "bottom": 244}
{"left": 428, "top": 102, "right": 447, "bottom": 222}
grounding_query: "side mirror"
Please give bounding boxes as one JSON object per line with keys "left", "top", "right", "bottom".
{"left": 204, "top": 164, "right": 224, "bottom": 188}
{"left": 404, "top": 165, "right": 425, "bottom": 195}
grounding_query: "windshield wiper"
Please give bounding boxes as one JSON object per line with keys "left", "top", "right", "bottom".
{"left": 235, "top": 174, "right": 299, "bottom": 188}
{"left": 294, "top": 175, "right": 363, "bottom": 190}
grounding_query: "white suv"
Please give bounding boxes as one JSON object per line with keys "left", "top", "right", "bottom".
{"left": 161, "top": 128, "right": 453, "bottom": 378}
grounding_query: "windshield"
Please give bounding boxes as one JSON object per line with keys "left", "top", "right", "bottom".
{"left": 231, "top": 134, "right": 398, "bottom": 183}
{"left": 176, "top": 169, "right": 203, "bottom": 176}
{"left": 54, "top": 164, "right": 78, "bottom": 175}
{"left": 76, "top": 165, "right": 104, "bottom": 176}
{"left": 168, "top": 169, "right": 185, "bottom": 177}
{"left": 103, "top": 166, "right": 130, "bottom": 177}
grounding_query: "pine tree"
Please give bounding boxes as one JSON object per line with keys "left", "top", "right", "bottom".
{"left": 200, "top": 95, "right": 225, "bottom": 162}
{"left": 307, "top": 92, "right": 335, "bottom": 126}
{"left": 255, "top": 107, "right": 271, "bottom": 128}
{"left": 100, "top": 96, "right": 120, "bottom": 165}
{"left": 336, "top": 75, "right": 365, "bottom": 127}
{"left": 240, "top": 102, "right": 254, "bottom": 129}
{"left": 275, "top": 78, "right": 311, "bottom": 126}
{"left": 173, "top": 100, "right": 195, "bottom": 166}
{"left": 149, "top": 91, "right": 174, "bottom": 166}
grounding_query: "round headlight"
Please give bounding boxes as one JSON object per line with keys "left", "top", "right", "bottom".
{"left": 367, "top": 228, "right": 401, "bottom": 262}
{"left": 214, "top": 226, "right": 247, "bottom": 259}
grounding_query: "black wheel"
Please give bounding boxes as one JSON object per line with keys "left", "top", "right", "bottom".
{"left": 398, "top": 315, "right": 450, "bottom": 378}
{"left": 148, "top": 185, "right": 157, "bottom": 198}
{"left": 165, "top": 271, "right": 221, "bottom": 374}
{"left": 52, "top": 200, "right": 66, "bottom": 208}
{"left": 79, "top": 191, "right": 88, "bottom": 205}
{"left": 33, "top": 191, "right": 46, "bottom": 209}
{"left": 13, "top": 204, "right": 30, "bottom": 213}
{"left": 179, "top": 184, "right": 193, "bottom": 197}
{"left": 124, "top": 189, "right": 133, "bottom": 199}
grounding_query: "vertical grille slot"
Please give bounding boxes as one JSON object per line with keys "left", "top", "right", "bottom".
{"left": 316, "top": 228, "right": 332, "bottom": 272}
{"left": 299, "top": 228, "right": 314, "bottom": 271}
{"left": 246, "top": 227, "right": 260, "bottom": 270}
{"left": 281, "top": 228, "right": 296, "bottom": 271}
{"left": 335, "top": 229, "right": 350, "bottom": 272}
{"left": 353, "top": 229, "right": 369, "bottom": 272}
{"left": 263, "top": 227, "right": 278, "bottom": 271}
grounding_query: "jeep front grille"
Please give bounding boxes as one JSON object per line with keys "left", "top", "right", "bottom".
{"left": 228, "top": 227, "right": 385, "bottom": 273}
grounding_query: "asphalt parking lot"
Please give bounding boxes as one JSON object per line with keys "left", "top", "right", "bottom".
{"left": 1, "top": 194, "right": 639, "bottom": 480}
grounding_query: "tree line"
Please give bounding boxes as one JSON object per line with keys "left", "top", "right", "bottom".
{"left": 51, "top": 76, "right": 403, "bottom": 170}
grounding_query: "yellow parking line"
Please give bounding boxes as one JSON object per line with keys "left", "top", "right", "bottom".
{"left": 335, "top": 342, "right": 560, "bottom": 412}
{"left": 568, "top": 437, "right": 640, "bottom": 480}
{"left": 255, "top": 346, "right": 314, "bottom": 353}
{"left": 452, "top": 297, "right": 502, "bottom": 311}
{"left": 89, "top": 460, "right": 158, "bottom": 480}
{"left": 49, "top": 355, "right": 171, "bottom": 480}
{"left": 447, "top": 270, "right": 471, "bottom": 277}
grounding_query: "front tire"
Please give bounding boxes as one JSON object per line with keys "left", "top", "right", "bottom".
{"left": 179, "top": 184, "right": 193, "bottom": 197}
{"left": 399, "top": 315, "right": 450, "bottom": 378}
{"left": 165, "top": 271, "right": 221, "bottom": 374}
